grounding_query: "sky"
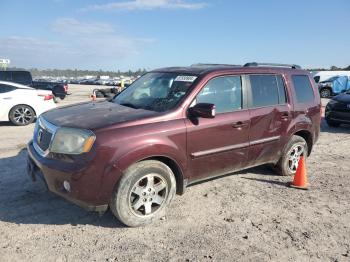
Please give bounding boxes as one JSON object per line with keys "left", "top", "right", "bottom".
{"left": 0, "top": 0, "right": 349, "bottom": 71}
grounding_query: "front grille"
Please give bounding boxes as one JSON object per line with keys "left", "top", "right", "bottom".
{"left": 36, "top": 127, "right": 53, "bottom": 151}
{"left": 33, "top": 117, "right": 58, "bottom": 156}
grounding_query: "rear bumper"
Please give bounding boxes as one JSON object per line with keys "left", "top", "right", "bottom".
{"left": 26, "top": 140, "right": 108, "bottom": 212}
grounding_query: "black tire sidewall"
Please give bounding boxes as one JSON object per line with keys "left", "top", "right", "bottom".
{"left": 9, "top": 105, "right": 35, "bottom": 126}
{"left": 279, "top": 135, "right": 308, "bottom": 176}
{"left": 110, "top": 160, "right": 176, "bottom": 227}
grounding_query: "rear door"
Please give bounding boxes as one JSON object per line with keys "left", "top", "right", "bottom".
{"left": 186, "top": 75, "right": 251, "bottom": 181}
{"left": 246, "top": 74, "right": 292, "bottom": 166}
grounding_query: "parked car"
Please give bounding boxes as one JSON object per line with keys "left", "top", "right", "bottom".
{"left": 92, "top": 87, "right": 121, "bottom": 99}
{"left": 0, "top": 81, "right": 56, "bottom": 125}
{"left": 313, "top": 70, "right": 350, "bottom": 84}
{"left": 325, "top": 90, "right": 350, "bottom": 127}
{"left": 27, "top": 63, "right": 321, "bottom": 227}
{"left": 318, "top": 75, "right": 350, "bottom": 98}
{"left": 0, "top": 70, "right": 68, "bottom": 101}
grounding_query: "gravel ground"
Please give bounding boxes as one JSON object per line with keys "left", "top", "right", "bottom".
{"left": 0, "top": 85, "right": 349, "bottom": 261}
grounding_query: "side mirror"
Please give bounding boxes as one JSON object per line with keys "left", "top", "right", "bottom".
{"left": 189, "top": 103, "right": 216, "bottom": 118}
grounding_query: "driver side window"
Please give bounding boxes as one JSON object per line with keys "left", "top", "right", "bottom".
{"left": 194, "top": 75, "right": 242, "bottom": 114}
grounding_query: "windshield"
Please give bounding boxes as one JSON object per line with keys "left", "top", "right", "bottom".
{"left": 114, "top": 72, "right": 197, "bottom": 112}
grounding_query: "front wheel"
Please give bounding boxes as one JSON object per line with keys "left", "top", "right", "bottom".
{"left": 110, "top": 160, "right": 176, "bottom": 227}
{"left": 276, "top": 135, "right": 308, "bottom": 176}
{"left": 320, "top": 88, "right": 331, "bottom": 98}
{"left": 9, "top": 105, "right": 36, "bottom": 126}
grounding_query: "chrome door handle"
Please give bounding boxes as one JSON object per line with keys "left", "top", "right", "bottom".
{"left": 232, "top": 121, "right": 248, "bottom": 129}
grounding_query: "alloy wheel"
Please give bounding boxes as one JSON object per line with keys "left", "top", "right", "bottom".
{"left": 287, "top": 144, "right": 305, "bottom": 173}
{"left": 13, "top": 106, "right": 33, "bottom": 125}
{"left": 128, "top": 174, "right": 168, "bottom": 217}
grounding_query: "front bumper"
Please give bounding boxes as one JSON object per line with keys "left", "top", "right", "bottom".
{"left": 325, "top": 105, "right": 350, "bottom": 124}
{"left": 26, "top": 140, "right": 108, "bottom": 212}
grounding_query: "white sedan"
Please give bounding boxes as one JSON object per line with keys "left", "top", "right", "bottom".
{"left": 0, "top": 81, "right": 56, "bottom": 126}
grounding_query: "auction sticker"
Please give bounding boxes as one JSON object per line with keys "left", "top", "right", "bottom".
{"left": 174, "top": 75, "right": 197, "bottom": 82}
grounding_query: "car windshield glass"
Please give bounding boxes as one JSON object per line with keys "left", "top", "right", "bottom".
{"left": 113, "top": 72, "right": 197, "bottom": 112}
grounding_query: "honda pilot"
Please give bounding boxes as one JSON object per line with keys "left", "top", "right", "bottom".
{"left": 27, "top": 63, "right": 321, "bottom": 227}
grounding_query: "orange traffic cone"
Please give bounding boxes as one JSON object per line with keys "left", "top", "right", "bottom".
{"left": 289, "top": 156, "right": 308, "bottom": 190}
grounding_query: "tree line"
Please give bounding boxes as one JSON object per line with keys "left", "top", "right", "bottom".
{"left": 7, "top": 67, "right": 148, "bottom": 78}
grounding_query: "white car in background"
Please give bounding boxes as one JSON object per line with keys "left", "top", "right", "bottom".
{"left": 0, "top": 81, "right": 56, "bottom": 126}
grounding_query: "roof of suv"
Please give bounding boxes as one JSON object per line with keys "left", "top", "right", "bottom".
{"left": 152, "top": 63, "right": 305, "bottom": 76}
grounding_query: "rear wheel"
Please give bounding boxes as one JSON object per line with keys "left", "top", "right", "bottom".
{"left": 110, "top": 160, "right": 176, "bottom": 227}
{"left": 277, "top": 135, "right": 308, "bottom": 176}
{"left": 9, "top": 105, "right": 36, "bottom": 126}
{"left": 320, "top": 88, "right": 331, "bottom": 98}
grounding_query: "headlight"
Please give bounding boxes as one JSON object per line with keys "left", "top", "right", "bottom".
{"left": 50, "top": 127, "right": 96, "bottom": 154}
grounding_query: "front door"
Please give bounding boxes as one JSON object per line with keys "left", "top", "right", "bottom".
{"left": 186, "top": 75, "right": 250, "bottom": 181}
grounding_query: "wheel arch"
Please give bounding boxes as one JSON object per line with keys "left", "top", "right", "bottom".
{"left": 320, "top": 86, "right": 332, "bottom": 97}
{"left": 8, "top": 104, "right": 37, "bottom": 120}
{"left": 136, "top": 155, "right": 185, "bottom": 195}
{"left": 293, "top": 129, "right": 313, "bottom": 156}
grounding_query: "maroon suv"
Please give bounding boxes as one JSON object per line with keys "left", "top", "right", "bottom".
{"left": 27, "top": 63, "right": 321, "bottom": 227}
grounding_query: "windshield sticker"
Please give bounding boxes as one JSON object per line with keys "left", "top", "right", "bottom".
{"left": 174, "top": 76, "right": 197, "bottom": 82}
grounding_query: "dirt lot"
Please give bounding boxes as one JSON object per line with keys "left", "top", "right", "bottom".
{"left": 0, "top": 84, "right": 349, "bottom": 261}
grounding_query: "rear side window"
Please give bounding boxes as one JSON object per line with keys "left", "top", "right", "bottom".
{"left": 249, "top": 75, "right": 280, "bottom": 108}
{"left": 292, "top": 75, "right": 315, "bottom": 103}
{"left": 0, "top": 84, "right": 16, "bottom": 93}
{"left": 12, "top": 71, "right": 32, "bottom": 85}
{"left": 0, "top": 71, "right": 12, "bottom": 81}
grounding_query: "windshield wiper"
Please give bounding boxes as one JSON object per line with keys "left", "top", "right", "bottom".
{"left": 119, "top": 102, "right": 138, "bottom": 109}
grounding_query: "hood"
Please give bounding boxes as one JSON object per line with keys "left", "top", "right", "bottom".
{"left": 42, "top": 101, "right": 160, "bottom": 130}
{"left": 333, "top": 93, "right": 350, "bottom": 103}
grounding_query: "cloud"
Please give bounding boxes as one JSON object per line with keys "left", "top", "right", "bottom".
{"left": 82, "top": 0, "right": 207, "bottom": 11}
{"left": 52, "top": 18, "right": 114, "bottom": 35}
{"left": 0, "top": 19, "right": 155, "bottom": 70}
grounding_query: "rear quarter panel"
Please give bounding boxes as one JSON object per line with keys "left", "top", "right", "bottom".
{"left": 285, "top": 72, "right": 321, "bottom": 146}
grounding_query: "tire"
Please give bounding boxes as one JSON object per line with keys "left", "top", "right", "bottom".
{"left": 110, "top": 160, "right": 176, "bottom": 227}
{"left": 276, "top": 135, "right": 308, "bottom": 176}
{"left": 320, "top": 88, "right": 331, "bottom": 98}
{"left": 9, "top": 105, "right": 36, "bottom": 126}
{"left": 326, "top": 117, "right": 341, "bottom": 127}
{"left": 95, "top": 91, "right": 104, "bottom": 98}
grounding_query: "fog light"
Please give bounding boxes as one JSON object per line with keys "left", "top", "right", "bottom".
{"left": 63, "top": 180, "right": 71, "bottom": 192}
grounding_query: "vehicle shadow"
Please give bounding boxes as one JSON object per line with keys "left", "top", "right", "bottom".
{"left": 0, "top": 149, "right": 125, "bottom": 228}
{"left": 0, "top": 121, "right": 13, "bottom": 126}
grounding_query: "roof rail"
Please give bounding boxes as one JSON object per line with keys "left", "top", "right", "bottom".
{"left": 191, "top": 63, "right": 239, "bottom": 67}
{"left": 243, "top": 62, "right": 301, "bottom": 69}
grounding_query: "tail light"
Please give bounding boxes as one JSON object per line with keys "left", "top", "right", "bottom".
{"left": 63, "top": 84, "right": 68, "bottom": 92}
{"left": 38, "top": 94, "right": 54, "bottom": 100}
